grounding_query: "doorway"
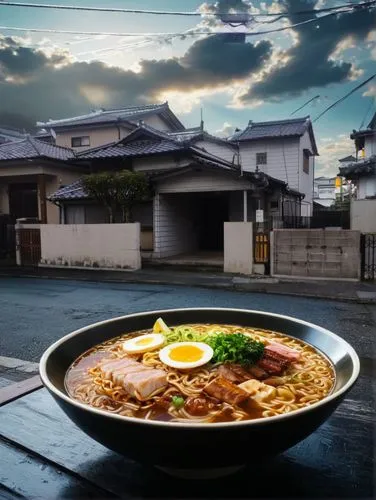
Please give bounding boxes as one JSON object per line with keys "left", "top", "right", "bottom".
{"left": 195, "top": 193, "right": 229, "bottom": 251}
{"left": 8, "top": 183, "right": 38, "bottom": 220}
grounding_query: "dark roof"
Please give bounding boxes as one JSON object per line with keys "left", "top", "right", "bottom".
{"left": 36, "top": 102, "right": 185, "bottom": 132}
{"left": 339, "top": 155, "right": 356, "bottom": 162}
{"left": 78, "top": 139, "right": 183, "bottom": 160}
{"left": 49, "top": 180, "right": 85, "bottom": 201}
{"left": 339, "top": 156, "right": 376, "bottom": 179}
{"left": 0, "top": 136, "right": 74, "bottom": 161}
{"left": 229, "top": 116, "right": 318, "bottom": 155}
{"left": 0, "top": 127, "right": 26, "bottom": 144}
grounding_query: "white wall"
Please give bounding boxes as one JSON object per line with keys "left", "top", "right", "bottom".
{"left": 194, "top": 139, "right": 236, "bottom": 163}
{"left": 40, "top": 223, "right": 141, "bottom": 270}
{"left": 358, "top": 175, "right": 376, "bottom": 199}
{"left": 299, "top": 130, "right": 314, "bottom": 214}
{"left": 156, "top": 170, "right": 251, "bottom": 193}
{"left": 224, "top": 222, "right": 253, "bottom": 275}
{"left": 351, "top": 199, "right": 376, "bottom": 232}
{"left": 365, "top": 134, "right": 376, "bottom": 158}
{"left": 153, "top": 194, "right": 197, "bottom": 258}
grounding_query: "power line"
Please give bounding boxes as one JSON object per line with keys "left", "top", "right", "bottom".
{"left": 313, "top": 73, "right": 376, "bottom": 122}
{"left": 0, "top": 10, "right": 352, "bottom": 38}
{"left": 0, "top": 0, "right": 375, "bottom": 17}
{"left": 290, "top": 95, "right": 320, "bottom": 116}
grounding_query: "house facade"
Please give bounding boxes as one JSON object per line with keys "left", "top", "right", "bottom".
{"left": 49, "top": 124, "right": 303, "bottom": 259}
{"left": 0, "top": 137, "right": 85, "bottom": 223}
{"left": 341, "top": 112, "right": 376, "bottom": 200}
{"left": 36, "top": 102, "right": 185, "bottom": 152}
{"left": 230, "top": 117, "right": 318, "bottom": 216}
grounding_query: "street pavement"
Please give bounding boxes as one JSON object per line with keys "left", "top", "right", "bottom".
{"left": 0, "top": 277, "right": 375, "bottom": 374}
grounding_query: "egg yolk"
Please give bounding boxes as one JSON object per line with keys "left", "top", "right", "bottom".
{"left": 135, "top": 337, "right": 154, "bottom": 346}
{"left": 169, "top": 345, "right": 203, "bottom": 362}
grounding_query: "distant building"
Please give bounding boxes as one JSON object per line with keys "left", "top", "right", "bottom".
{"left": 0, "top": 127, "right": 25, "bottom": 144}
{"left": 313, "top": 177, "right": 337, "bottom": 207}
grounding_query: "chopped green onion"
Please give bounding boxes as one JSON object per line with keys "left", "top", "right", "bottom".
{"left": 171, "top": 396, "right": 185, "bottom": 409}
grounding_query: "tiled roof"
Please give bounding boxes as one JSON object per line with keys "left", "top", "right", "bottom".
{"left": 339, "top": 156, "right": 376, "bottom": 178}
{"left": 339, "top": 155, "right": 356, "bottom": 162}
{"left": 77, "top": 139, "right": 183, "bottom": 160}
{"left": 231, "top": 117, "right": 310, "bottom": 141}
{"left": 230, "top": 116, "right": 318, "bottom": 155}
{"left": 36, "top": 102, "right": 185, "bottom": 131}
{"left": 49, "top": 180, "right": 86, "bottom": 201}
{"left": 0, "top": 136, "right": 74, "bottom": 161}
{"left": 0, "top": 127, "right": 26, "bottom": 144}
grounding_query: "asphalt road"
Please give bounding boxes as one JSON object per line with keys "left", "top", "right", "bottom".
{"left": 0, "top": 277, "right": 375, "bottom": 367}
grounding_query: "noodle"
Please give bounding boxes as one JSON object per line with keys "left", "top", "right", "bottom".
{"left": 65, "top": 323, "right": 335, "bottom": 423}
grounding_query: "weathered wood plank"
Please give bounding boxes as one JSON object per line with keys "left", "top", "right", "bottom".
{"left": 0, "top": 388, "right": 373, "bottom": 498}
{"left": 0, "top": 438, "right": 116, "bottom": 499}
{"left": 0, "top": 376, "right": 42, "bottom": 407}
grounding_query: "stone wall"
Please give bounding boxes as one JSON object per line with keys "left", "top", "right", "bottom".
{"left": 272, "top": 229, "right": 360, "bottom": 280}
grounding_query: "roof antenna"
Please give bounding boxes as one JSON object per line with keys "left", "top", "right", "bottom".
{"left": 200, "top": 108, "right": 204, "bottom": 131}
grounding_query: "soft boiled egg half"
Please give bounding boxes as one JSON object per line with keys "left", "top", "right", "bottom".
{"left": 159, "top": 342, "right": 213, "bottom": 370}
{"left": 122, "top": 333, "right": 165, "bottom": 354}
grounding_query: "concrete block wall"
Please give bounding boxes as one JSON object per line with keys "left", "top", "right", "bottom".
{"left": 272, "top": 229, "right": 360, "bottom": 280}
{"left": 351, "top": 199, "right": 376, "bottom": 232}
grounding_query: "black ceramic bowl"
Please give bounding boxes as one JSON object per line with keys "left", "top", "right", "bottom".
{"left": 40, "top": 308, "right": 359, "bottom": 479}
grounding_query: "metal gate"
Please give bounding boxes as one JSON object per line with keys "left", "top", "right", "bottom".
{"left": 18, "top": 228, "right": 41, "bottom": 266}
{"left": 361, "top": 233, "right": 376, "bottom": 281}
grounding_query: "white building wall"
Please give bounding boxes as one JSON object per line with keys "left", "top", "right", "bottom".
{"left": 239, "top": 137, "right": 300, "bottom": 188}
{"left": 156, "top": 170, "right": 251, "bottom": 193}
{"left": 153, "top": 194, "right": 198, "bottom": 258}
{"left": 143, "top": 114, "right": 175, "bottom": 131}
{"left": 358, "top": 175, "right": 376, "bottom": 199}
{"left": 364, "top": 134, "right": 376, "bottom": 158}
{"left": 194, "top": 140, "right": 236, "bottom": 163}
{"left": 299, "top": 130, "right": 315, "bottom": 215}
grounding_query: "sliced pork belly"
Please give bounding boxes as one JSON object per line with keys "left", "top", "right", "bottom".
{"left": 218, "top": 364, "right": 251, "bottom": 384}
{"left": 265, "top": 342, "right": 301, "bottom": 362}
{"left": 204, "top": 376, "right": 249, "bottom": 405}
{"left": 99, "top": 356, "right": 167, "bottom": 401}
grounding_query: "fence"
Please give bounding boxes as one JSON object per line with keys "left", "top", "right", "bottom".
{"left": 361, "top": 233, "right": 376, "bottom": 281}
{"left": 270, "top": 211, "right": 350, "bottom": 230}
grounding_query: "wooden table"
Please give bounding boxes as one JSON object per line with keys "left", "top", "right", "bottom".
{"left": 0, "top": 381, "right": 373, "bottom": 499}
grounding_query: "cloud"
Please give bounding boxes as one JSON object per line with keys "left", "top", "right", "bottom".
{"left": 240, "top": 0, "right": 376, "bottom": 104}
{"left": 363, "top": 84, "right": 376, "bottom": 98}
{"left": 215, "top": 121, "right": 235, "bottom": 136}
{"left": 0, "top": 33, "right": 272, "bottom": 128}
{"left": 315, "top": 134, "right": 356, "bottom": 176}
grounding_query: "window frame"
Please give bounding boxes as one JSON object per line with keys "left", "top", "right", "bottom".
{"left": 303, "top": 149, "right": 311, "bottom": 174}
{"left": 71, "top": 136, "right": 90, "bottom": 147}
{"left": 256, "top": 152, "right": 267, "bottom": 165}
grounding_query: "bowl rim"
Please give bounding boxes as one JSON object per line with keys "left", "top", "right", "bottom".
{"left": 39, "top": 307, "right": 360, "bottom": 429}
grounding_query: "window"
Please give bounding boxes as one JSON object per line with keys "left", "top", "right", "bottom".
{"left": 71, "top": 136, "right": 90, "bottom": 147}
{"left": 270, "top": 200, "right": 279, "bottom": 209}
{"left": 303, "top": 149, "right": 310, "bottom": 174}
{"left": 256, "top": 152, "right": 267, "bottom": 165}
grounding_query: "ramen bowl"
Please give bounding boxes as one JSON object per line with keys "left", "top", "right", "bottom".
{"left": 40, "top": 308, "right": 359, "bottom": 479}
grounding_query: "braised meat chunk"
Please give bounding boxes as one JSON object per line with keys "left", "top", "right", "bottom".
{"left": 204, "top": 376, "right": 249, "bottom": 405}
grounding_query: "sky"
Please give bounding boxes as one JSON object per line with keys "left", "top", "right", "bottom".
{"left": 0, "top": 0, "right": 375, "bottom": 176}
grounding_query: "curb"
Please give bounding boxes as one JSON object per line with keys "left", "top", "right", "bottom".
{"left": 1, "top": 272, "right": 375, "bottom": 304}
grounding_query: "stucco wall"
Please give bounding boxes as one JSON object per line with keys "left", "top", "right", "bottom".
{"left": 156, "top": 170, "right": 251, "bottom": 193}
{"left": 272, "top": 229, "right": 360, "bottom": 280}
{"left": 194, "top": 139, "right": 236, "bottom": 162}
{"left": 351, "top": 199, "right": 376, "bottom": 232}
{"left": 224, "top": 222, "right": 253, "bottom": 274}
{"left": 46, "top": 169, "right": 82, "bottom": 223}
{"left": 55, "top": 125, "right": 132, "bottom": 151}
{"left": 40, "top": 223, "right": 141, "bottom": 269}
{"left": 365, "top": 134, "right": 376, "bottom": 158}
{"left": 358, "top": 175, "right": 376, "bottom": 199}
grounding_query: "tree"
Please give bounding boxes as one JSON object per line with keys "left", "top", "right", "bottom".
{"left": 82, "top": 170, "right": 149, "bottom": 223}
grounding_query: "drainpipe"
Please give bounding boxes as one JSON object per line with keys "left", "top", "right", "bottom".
{"left": 243, "top": 190, "right": 247, "bottom": 222}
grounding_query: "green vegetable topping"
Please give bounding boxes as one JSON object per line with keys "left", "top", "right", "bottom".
{"left": 171, "top": 395, "right": 185, "bottom": 409}
{"left": 206, "top": 333, "right": 264, "bottom": 366}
